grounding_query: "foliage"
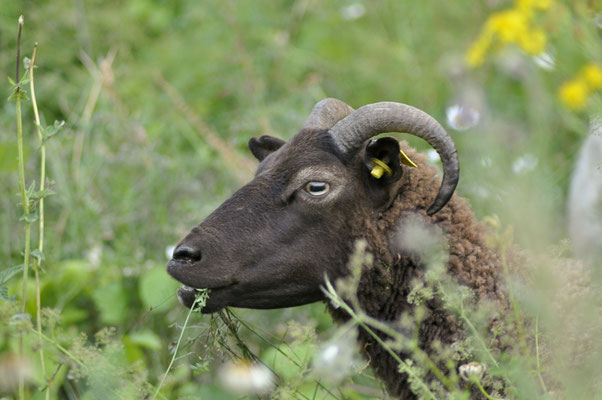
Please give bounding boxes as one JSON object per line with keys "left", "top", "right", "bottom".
{"left": 0, "top": 0, "right": 600, "bottom": 399}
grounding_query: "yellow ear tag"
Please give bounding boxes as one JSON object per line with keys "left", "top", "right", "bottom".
{"left": 399, "top": 149, "right": 417, "bottom": 168}
{"left": 370, "top": 158, "right": 392, "bottom": 179}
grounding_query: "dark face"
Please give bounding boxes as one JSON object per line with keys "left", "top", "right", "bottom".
{"left": 167, "top": 129, "right": 404, "bottom": 313}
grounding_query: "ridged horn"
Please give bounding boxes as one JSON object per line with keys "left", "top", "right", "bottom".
{"left": 329, "top": 102, "right": 459, "bottom": 215}
{"left": 303, "top": 98, "right": 355, "bottom": 131}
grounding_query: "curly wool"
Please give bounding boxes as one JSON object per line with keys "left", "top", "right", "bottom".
{"left": 329, "top": 141, "right": 510, "bottom": 399}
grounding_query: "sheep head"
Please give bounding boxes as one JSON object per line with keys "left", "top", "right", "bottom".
{"left": 167, "top": 99, "right": 459, "bottom": 313}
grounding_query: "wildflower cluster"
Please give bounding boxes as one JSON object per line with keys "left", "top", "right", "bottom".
{"left": 466, "top": 0, "right": 552, "bottom": 67}
{"left": 558, "top": 62, "right": 602, "bottom": 110}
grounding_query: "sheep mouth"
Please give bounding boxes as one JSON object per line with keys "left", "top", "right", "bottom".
{"left": 176, "top": 285, "right": 232, "bottom": 313}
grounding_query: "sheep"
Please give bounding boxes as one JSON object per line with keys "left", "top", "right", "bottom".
{"left": 165, "top": 98, "right": 587, "bottom": 398}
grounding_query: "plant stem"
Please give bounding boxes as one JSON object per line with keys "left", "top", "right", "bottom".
{"left": 16, "top": 56, "right": 30, "bottom": 317}
{"left": 152, "top": 293, "right": 207, "bottom": 400}
{"left": 474, "top": 379, "right": 504, "bottom": 400}
{"left": 459, "top": 303, "right": 499, "bottom": 368}
{"left": 355, "top": 307, "right": 454, "bottom": 389}
{"left": 227, "top": 309, "right": 343, "bottom": 399}
{"left": 323, "top": 280, "right": 438, "bottom": 400}
{"left": 534, "top": 316, "right": 548, "bottom": 393}
{"left": 437, "top": 280, "right": 500, "bottom": 369}
{"left": 30, "top": 328, "right": 86, "bottom": 370}
{"left": 16, "top": 16, "right": 22, "bottom": 85}
{"left": 14, "top": 15, "right": 30, "bottom": 400}
{"left": 29, "top": 42, "right": 50, "bottom": 400}
{"left": 152, "top": 305, "right": 193, "bottom": 398}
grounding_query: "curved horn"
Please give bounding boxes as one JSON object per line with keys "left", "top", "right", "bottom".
{"left": 303, "top": 98, "right": 355, "bottom": 131}
{"left": 329, "top": 102, "right": 459, "bottom": 215}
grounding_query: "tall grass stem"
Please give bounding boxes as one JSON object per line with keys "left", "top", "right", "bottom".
{"left": 151, "top": 295, "right": 206, "bottom": 400}
{"left": 14, "top": 15, "right": 30, "bottom": 400}
{"left": 29, "top": 43, "right": 50, "bottom": 400}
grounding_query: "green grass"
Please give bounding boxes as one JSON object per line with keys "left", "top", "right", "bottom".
{"left": 1, "top": 0, "right": 600, "bottom": 399}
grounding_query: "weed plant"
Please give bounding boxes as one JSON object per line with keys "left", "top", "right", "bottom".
{"left": 1, "top": 1, "right": 601, "bottom": 399}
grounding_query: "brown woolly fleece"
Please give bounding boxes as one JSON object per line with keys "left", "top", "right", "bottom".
{"left": 329, "top": 141, "right": 510, "bottom": 399}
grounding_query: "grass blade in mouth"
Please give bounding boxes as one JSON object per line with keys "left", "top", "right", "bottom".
{"left": 152, "top": 289, "right": 210, "bottom": 399}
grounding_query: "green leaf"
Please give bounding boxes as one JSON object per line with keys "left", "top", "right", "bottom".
{"left": 92, "top": 281, "right": 129, "bottom": 325}
{"left": 18, "top": 74, "right": 30, "bottom": 86}
{"left": 42, "top": 120, "right": 65, "bottom": 143}
{"left": 127, "top": 329, "right": 162, "bottom": 351}
{"left": 31, "top": 249, "right": 45, "bottom": 261}
{"left": 9, "top": 87, "right": 29, "bottom": 101}
{"left": 138, "top": 266, "right": 180, "bottom": 313}
{"left": 55, "top": 259, "right": 92, "bottom": 288}
{"left": 61, "top": 307, "right": 89, "bottom": 324}
{"left": 20, "top": 210, "right": 38, "bottom": 223}
{"left": 0, "top": 264, "right": 24, "bottom": 284}
{"left": 0, "top": 285, "right": 9, "bottom": 301}
{"left": 25, "top": 181, "right": 36, "bottom": 197}
{"left": 35, "top": 188, "right": 56, "bottom": 200}
{"left": 122, "top": 335, "right": 145, "bottom": 363}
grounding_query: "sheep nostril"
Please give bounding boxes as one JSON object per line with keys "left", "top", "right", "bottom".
{"left": 173, "top": 246, "right": 202, "bottom": 263}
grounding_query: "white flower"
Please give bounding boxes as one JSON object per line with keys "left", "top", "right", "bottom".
{"left": 512, "top": 153, "right": 538, "bottom": 174}
{"left": 532, "top": 52, "right": 555, "bottom": 71}
{"left": 165, "top": 245, "right": 175, "bottom": 260}
{"left": 426, "top": 149, "right": 440, "bottom": 164}
{"left": 341, "top": 3, "right": 366, "bottom": 20}
{"left": 312, "top": 330, "right": 360, "bottom": 383}
{"left": 218, "top": 360, "right": 275, "bottom": 396}
{"left": 459, "top": 361, "right": 486, "bottom": 381}
{"left": 446, "top": 105, "right": 480, "bottom": 130}
{"left": 86, "top": 245, "right": 102, "bottom": 268}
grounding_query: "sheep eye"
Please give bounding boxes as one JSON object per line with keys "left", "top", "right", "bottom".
{"left": 305, "top": 181, "right": 330, "bottom": 197}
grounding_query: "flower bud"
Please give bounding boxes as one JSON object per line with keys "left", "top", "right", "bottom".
{"left": 459, "top": 361, "right": 486, "bottom": 381}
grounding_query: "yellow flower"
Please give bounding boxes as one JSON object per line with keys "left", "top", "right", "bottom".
{"left": 581, "top": 63, "right": 602, "bottom": 90}
{"left": 518, "top": 27, "right": 546, "bottom": 54}
{"left": 534, "top": 0, "right": 552, "bottom": 9}
{"left": 466, "top": 35, "right": 492, "bottom": 67}
{"left": 516, "top": 0, "right": 552, "bottom": 11}
{"left": 559, "top": 79, "right": 590, "bottom": 110}
{"left": 466, "top": 0, "right": 551, "bottom": 67}
{"left": 489, "top": 10, "right": 529, "bottom": 43}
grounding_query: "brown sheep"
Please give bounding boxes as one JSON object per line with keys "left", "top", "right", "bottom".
{"left": 166, "top": 98, "right": 592, "bottom": 398}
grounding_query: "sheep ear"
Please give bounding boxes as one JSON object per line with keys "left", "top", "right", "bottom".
{"left": 248, "top": 135, "right": 286, "bottom": 161}
{"left": 362, "top": 137, "right": 404, "bottom": 208}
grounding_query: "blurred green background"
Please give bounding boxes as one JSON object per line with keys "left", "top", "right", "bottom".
{"left": 0, "top": 0, "right": 600, "bottom": 399}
